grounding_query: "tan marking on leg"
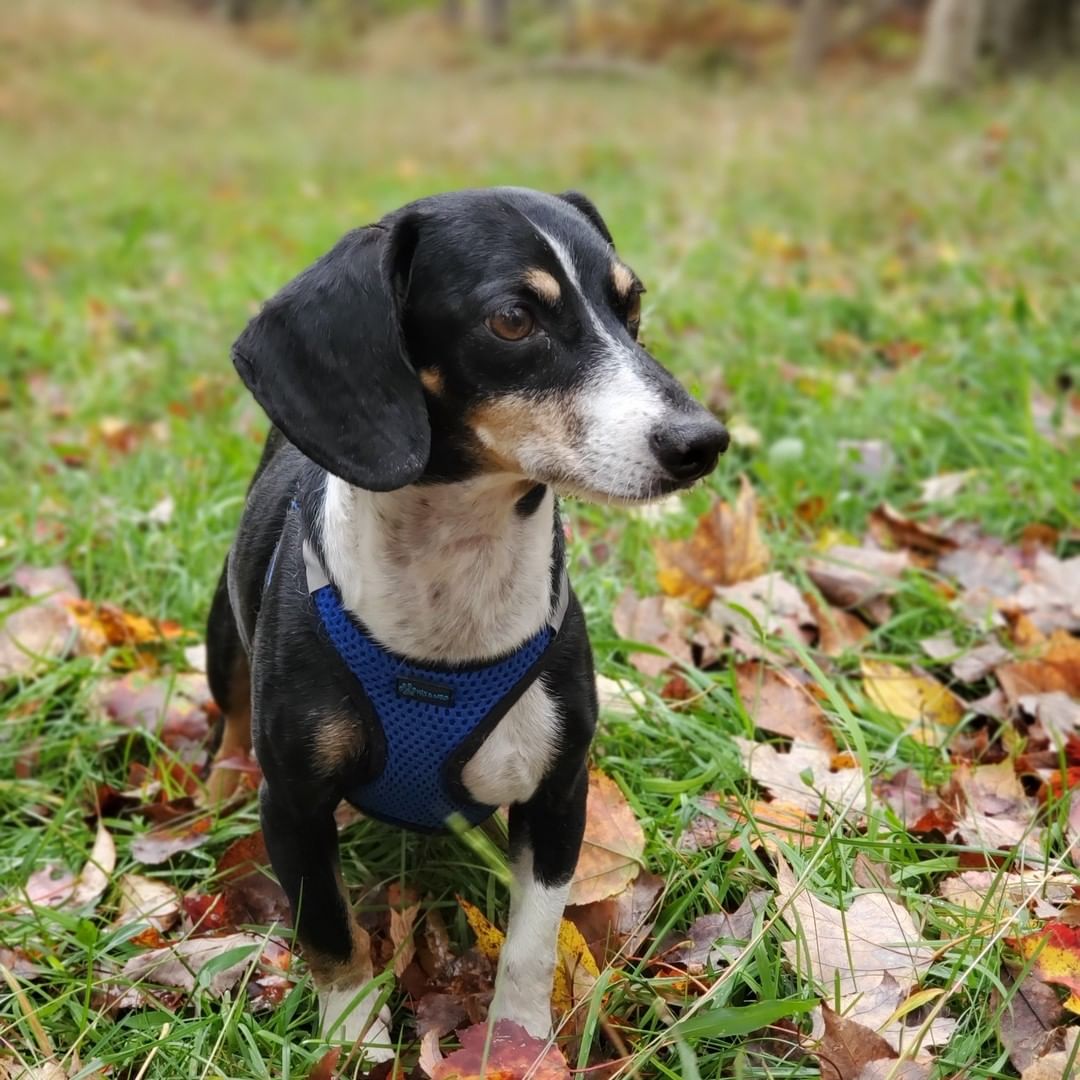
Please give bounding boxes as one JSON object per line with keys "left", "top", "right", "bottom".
{"left": 419, "top": 368, "right": 444, "bottom": 395}
{"left": 205, "top": 658, "right": 253, "bottom": 804}
{"left": 311, "top": 709, "right": 363, "bottom": 777}
{"left": 523, "top": 268, "right": 561, "bottom": 305}
{"left": 611, "top": 261, "right": 635, "bottom": 299}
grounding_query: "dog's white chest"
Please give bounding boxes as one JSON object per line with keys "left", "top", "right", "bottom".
{"left": 460, "top": 680, "right": 560, "bottom": 807}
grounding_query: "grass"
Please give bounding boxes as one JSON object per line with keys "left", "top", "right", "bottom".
{"left": 1, "top": 1, "right": 1079, "bottom": 1077}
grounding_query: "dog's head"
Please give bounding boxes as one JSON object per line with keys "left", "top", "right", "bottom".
{"left": 233, "top": 187, "right": 727, "bottom": 501}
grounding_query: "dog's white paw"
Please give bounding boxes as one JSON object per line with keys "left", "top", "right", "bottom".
{"left": 489, "top": 983, "right": 553, "bottom": 1040}
{"left": 319, "top": 983, "right": 395, "bottom": 1063}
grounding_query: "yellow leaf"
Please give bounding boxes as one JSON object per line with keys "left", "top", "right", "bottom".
{"left": 457, "top": 896, "right": 504, "bottom": 963}
{"left": 1010, "top": 923, "right": 1080, "bottom": 1014}
{"left": 551, "top": 916, "right": 600, "bottom": 1016}
{"left": 861, "top": 659, "right": 963, "bottom": 729}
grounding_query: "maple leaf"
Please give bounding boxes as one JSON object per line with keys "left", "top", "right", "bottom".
{"left": 991, "top": 963, "right": 1065, "bottom": 1074}
{"left": 430, "top": 1020, "right": 571, "bottom": 1080}
{"left": 805, "top": 544, "right": 909, "bottom": 615}
{"left": 813, "top": 1004, "right": 901, "bottom": 1080}
{"left": 565, "top": 870, "right": 663, "bottom": 967}
{"left": 707, "top": 572, "right": 817, "bottom": 659}
{"left": 1009, "top": 922, "right": 1080, "bottom": 1013}
{"left": 776, "top": 857, "right": 934, "bottom": 998}
{"left": 567, "top": 770, "right": 645, "bottom": 907}
{"left": 131, "top": 815, "right": 213, "bottom": 865}
{"left": 115, "top": 873, "right": 181, "bottom": 932}
{"left": 653, "top": 475, "right": 770, "bottom": 608}
{"left": 661, "top": 889, "right": 769, "bottom": 974}
{"left": 679, "top": 793, "right": 816, "bottom": 852}
{"left": 611, "top": 589, "right": 694, "bottom": 679}
{"left": 947, "top": 762, "right": 1044, "bottom": 859}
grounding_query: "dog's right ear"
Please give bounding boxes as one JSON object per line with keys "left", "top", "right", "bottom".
{"left": 232, "top": 215, "right": 429, "bottom": 492}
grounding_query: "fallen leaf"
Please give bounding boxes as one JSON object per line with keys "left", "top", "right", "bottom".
{"left": 949, "top": 762, "right": 1044, "bottom": 859}
{"left": 1007, "top": 552, "right": 1080, "bottom": 634}
{"left": 16, "top": 823, "right": 115, "bottom": 912}
{"left": 939, "top": 871, "right": 1077, "bottom": 925}
{"left": 1018, "top": 1026, "right": 1080, "bottom": 1080}
{"left": 131, "top": 816, "right": 213, "bottom": 865}
{"left": 808, "top": 595, "right": 870, "bottom": 657}
{"left": 736, "top": 738, "right": 867, "bottom": 815}
{"left": 0, "top": 1063, "right": 70, "bottom": 1080}
{"left": 814, "top": 1004, "right": 898, "bottom": 1080}
{"left": 66, "top": 598, "right": 184, "bottom": 662}
{"left": 708, "top": 572, "right": 817, "bottom": 656}
{"left": 117, "top": 931, "right": 290, "bottom": 997}
{"left": 307, "top": 1048, "right": 341, "bottom": 1080}
{"left": 918, "top": 470, "right": 977, "bottom": 503}
{"left": 776, "top": 857, "right": 934, "bottom": 997}
{"left": 390, "top": 901, "right": 421, "bottom": 979}
{"left": 611, "top": 590, "right": 694, "bottom": 678}
{"left": 874, "top": 769, "right": 951, "bottom": 832}
{"left": 0, "top": 568, "right": 81, "bottom": 677}
{"left": 992, "top": 963, "right": 1065, "bottom": 1073}
{"left": 679, "top": 794, "right": 816, "bottom": 852}
{"left": 551, "top": 915, "right": 600, "bottom": 1018}
{"left": 145, "top": 496, "right": 175, "bottom": 527}
{"left": 1010, "top": 923, "right": 1080, "bottom": 1013}
{"left": 996, "top": 630, "right": 1080, "bottom": 710}
{"left": 654, "top": 475, "right": 770, "bottom": 607}
{"left": 417, "top": 993, "right": 469, "bottom": 1039}
{"left": 806, "top": 545, "right": 909, "bottom": 611}
{"left": 662, "top": 890, "right": 768, "bottom": 973}
{"left": 868, "top": 504, "right": 956, "bottom": 557}
{"left": 92, "top": 672, "right": 214, "bottom": 749}
{"left": 430, "top": 1020, "right": 571, "bottom": 1080}
{"left": 837, "top": 439, "right": 895, "bottom": 481}
{"left": 734, "top": 661, "right": 836, "bottom": 751}
{"left": 116, "top": 874, "right": 181, "bottom": 932}
{"left": 568, "top": 771, "right": 645, "bottom": 907}
{"left": 216, "top": 831, "right": 290, "bottom": 927}
{"left": 861, "top": 660, "right": 963, "bottom": 735}
{"left": 565, "top": 870, "right": 663, "bottom": 967}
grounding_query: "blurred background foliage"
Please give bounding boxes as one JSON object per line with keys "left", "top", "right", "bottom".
{"left": 140, "top": 0, "right": 1079, "bottom": 90}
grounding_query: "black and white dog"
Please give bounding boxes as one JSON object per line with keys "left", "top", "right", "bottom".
{"left": 205, "top": 187, "right": 727, "bottom": 1061}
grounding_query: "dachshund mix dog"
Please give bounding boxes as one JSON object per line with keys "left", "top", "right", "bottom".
{"left": 205, "top": 188, "right": 727, "bottom": 1061}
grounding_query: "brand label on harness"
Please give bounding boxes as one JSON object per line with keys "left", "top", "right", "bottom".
{"left": 396, "top": 676, "right": 455, "bottom": 707}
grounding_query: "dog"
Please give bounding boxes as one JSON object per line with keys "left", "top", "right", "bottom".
{"left": 205, "top": 187, "right": 728, "bottom": 1061}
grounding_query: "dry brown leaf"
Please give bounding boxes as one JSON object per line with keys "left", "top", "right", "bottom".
{"left": 216, "top": 831, "right": 290, "bottom": 927}
{"left": 92, "top": 672, "right": 214, "bottom": 749}
{"left": 808, "top": 594, "right": 870, "bottom": 657}
{"left": 939, "top": 871, "right": 1077, "bottom": 925}
{"left": 430, "top": 1020, "right": 571, "bottom": 1080}
{"left": 776, "top": 857, "right": 934, "bottom": 997}
{"left": 654, "top": 475, "right": 770, "bottom": 608}
{"left": 568, "top": 770, "right": 645, "bottom": 907}
{"left": 16, "top": 823, "right": 115, "bottom": 913}
{"left": 116, "top": 873, "right": 180, "bottom": 932}
{"left": 1019, "top": 1027, "right": 1080, "bottom": 1080}
{"left": 662, "top": 889, "right": 768, "bottom": 973}
{"left": 868, "top": 504, "right": 956, "bottom": 557}
{"left": 707, "top": 572, "right": 816, "bottom": 654}
{"left": 131, "top": 816, "right": 213, "bottom": 865}
{"left": 861, "top": 660, "right": 964, "bottom": 734}
{"left": 736, "top": 738, "right": 867, "bottom": 815}
{"left": 949, "top": 762, "right": 1044, "bottom": 859}
{"left": 118, "top": 932, "right": 290, "bottom": 997}
{"left": 996, "top": 630, "right": 1080, "bottom": 709}
{"left": 65, "top": 598, "right": 184, "bottom": 662}
{"left": 611, "top": 589, "right": 694, "bottom": 678}
{"left": 566, "top": 870, "right": 663, "bottom": 967}
{"left": 0, "top": 1063, "right": 70, "bottom": 1080}
{"left": 679, "top": 794, "right": 816, "bottom": 852}
{"left": 734, "top": 661, "right": 836, "bottom": 751}
{"left": 0, "top": 567, "right": 82, "bottom": 677}
{"left": 390, "top": 902, "right": 421, "bottom": 979}
{"left": 918, "top": 470, "right": 977, "bottom": 503}
{"left": 814, "top": 1004, "right": 899, "bottom": 1080}
{"left": 1006, "top": 552, "right": 1080, "bottom": 634}
{"left": 992, "top": 963, "right": 1067, "bottom": 1075}
{"left": 806, "top": 545, "right": 909, "bottom": 611}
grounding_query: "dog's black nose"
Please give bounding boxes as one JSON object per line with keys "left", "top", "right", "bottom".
{"left": 649, "top": 417, "right": 729, "bottom": 483}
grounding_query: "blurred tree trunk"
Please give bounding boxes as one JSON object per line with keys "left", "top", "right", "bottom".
{"left": 484, "top": 0, "right": 511, "bottom": 43}
{"left": 443, "top": 0, "right": 464, "bottom": 28}
{"left": 791, "top": 0, "right": 836, "bottom": 81}
{"left": 915, "top": 0, "right": 986, "bottom": 92}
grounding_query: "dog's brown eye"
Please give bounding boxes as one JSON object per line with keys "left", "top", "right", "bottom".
{"left": 626, "top": 291, "right": 642, "bottom": 339}
{"left": 487, "top": 305, "right": 535, "bottom": 342}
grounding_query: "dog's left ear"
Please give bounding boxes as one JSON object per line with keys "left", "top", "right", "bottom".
{"left": 557, "top": 190, "right": 614, "bottom": 245}
{"left": 232, "top": 214, "right": 428, "bottom": 492}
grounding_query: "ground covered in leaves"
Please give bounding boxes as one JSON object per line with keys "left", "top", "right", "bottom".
{"left": 2, "top": 2, "right": 1079, "bottom": 1078}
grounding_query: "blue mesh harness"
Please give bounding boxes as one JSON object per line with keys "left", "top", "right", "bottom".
{"left": 275, "top": 504, "right": 569, "bottom": 834}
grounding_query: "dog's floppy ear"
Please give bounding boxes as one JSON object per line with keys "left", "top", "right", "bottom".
{"left": 557, "top": 190, "right": 614, "bottom": 245}
{"left": 232, "top": 215, "right": 428, "bottom": 492}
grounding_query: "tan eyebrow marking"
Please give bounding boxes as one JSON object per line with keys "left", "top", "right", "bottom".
{"left": 611, "top": 262, "right": 636, "bottom": 299}
{"left": 419, "top": 368, "right": 444, "bottom": 395}
{"left": 523, "top": 268, "right": 561, "bottom": 305}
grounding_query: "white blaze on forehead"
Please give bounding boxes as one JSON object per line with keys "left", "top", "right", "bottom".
{"left": 535, "top": 226, "right": 667, "bottom": 495}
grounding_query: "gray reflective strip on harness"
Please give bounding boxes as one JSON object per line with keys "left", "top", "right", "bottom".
{"left": 304, "top": 539, "right": 570, "bottom": 636}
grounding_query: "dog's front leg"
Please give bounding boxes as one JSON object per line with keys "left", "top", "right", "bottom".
{"left": 490, "top": 758, "right": 589, "bottom": 1038}
{"left": 259, "top": 785, "right": 394, "bottom": 1062}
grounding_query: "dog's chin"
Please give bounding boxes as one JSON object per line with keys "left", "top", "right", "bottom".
{"left": 550, "top": 472, "right": 692, "bottom": 507}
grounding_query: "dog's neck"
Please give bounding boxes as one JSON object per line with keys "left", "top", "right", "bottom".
{"left": 320, "top": 474, "right": 558, "bottom": 664}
